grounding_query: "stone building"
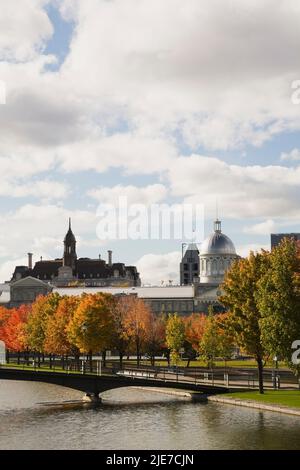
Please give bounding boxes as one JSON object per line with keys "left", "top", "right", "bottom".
{"left": 11, "top": 219, "right": 141, "bottom": 288}
{"left": 9, "top": 277, "right": 53, "bottom": 308}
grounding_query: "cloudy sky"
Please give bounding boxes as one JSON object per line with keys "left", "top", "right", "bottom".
{"left": 0, "top": 0, "right": 300, "bottom": 285}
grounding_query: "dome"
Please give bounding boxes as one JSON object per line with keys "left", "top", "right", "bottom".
{"left": 200, "top": 220, "right": 236, "bottom": 255}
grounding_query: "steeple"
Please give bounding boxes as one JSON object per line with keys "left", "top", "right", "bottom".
{"left": 63, "top": 218, "right": 77, "bottom": 271}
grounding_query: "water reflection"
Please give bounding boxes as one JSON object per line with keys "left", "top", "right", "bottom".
{"left": 1, "top": 380, "right": 300, "bottom": 450}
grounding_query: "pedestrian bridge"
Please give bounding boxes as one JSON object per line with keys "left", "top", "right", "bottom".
{"left": 0, "top": 367, "right": 229, "bottom": 401}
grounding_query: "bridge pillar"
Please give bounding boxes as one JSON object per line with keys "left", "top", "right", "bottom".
{"left": 82, "top": 392, "right": 102, "bottom": 404}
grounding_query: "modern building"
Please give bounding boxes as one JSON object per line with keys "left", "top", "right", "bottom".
{"left": 271, "top": 233, "right": 300, "bottom": 250}
{"left": 10, "top": 219, "right": 141, "bottom": 288}
{"left": 180, "top": 243, "right": 200, "bottom": 285}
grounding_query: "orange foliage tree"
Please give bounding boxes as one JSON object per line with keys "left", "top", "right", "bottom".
{"left": 123, "top": 296, "right": 152, "bottom": 366}
{"left": 145, "top": 312, "right": 166, "bottom": 366}
{"left": 67, "top": 293, "right": 115, "bottom": 370}
{"left": 4, "top": 305, "right": 31, "bottom": 361}
{"left": 25, "top": 293, "right": 61, "bottom": 366}
{"left": 44, "top": 296, "right": 80, "bottom": 367}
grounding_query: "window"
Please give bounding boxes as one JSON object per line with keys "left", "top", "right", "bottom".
{"left": 193, "top": 263, "right": 198, "bottom": 271}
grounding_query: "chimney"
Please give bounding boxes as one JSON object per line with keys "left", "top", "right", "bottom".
{"left": 28, "top": 253, "right": 33, "bottom": 270}
{"left": 108, "top": 250, "right": 113, "bottom": 267}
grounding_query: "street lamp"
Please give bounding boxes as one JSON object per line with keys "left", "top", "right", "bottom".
{"left": 81, "top": 323, "right": 88, "bottom": 374}
{"left": 181, "top": 243, "right": 188, "bottom": 286}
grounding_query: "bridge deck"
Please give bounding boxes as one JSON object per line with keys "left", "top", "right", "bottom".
{"left": 0, "top": 367, "right": 229, "bottom": 396}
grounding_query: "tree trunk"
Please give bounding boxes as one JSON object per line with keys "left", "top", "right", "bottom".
{"left": 37, "top": 353, "right": 41, "bottom": 368}
{"left": 187, "top": 358, "right": 191, "bottom": 368}
{"left": 119, "top": 351, "right": 123, "bottom": 369}
{"left": 89, "top": 350, "right": 93, "bottom": 373}
{"left": 17, "top": 351, "right": 20, "bottom": 365}
{"left": 6, "top": 349, "right": 10, "bottom": 364}
{"left": 257, "top": 356, "right": 264, "bottom": 394}
{"left": 102, "top": 350, "right": 106, "bottom": 368}
{"left": 136, "top": 340, "right": 140, "bottom": 367}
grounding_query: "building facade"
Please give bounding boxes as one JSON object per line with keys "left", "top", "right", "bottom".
{"left": 271, "top": 233, "right": 300, "bottom": 250}
{"left": 11, "top": 219, "right": 141, "bottom": 288}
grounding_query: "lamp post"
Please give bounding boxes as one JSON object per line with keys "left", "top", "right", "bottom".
{"left": 181, "top": 243, "right": 188, "bottom": 286}
{"left": 81, "top": 323, "right": 87, "bottom": 374}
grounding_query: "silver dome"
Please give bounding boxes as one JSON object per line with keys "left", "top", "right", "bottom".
{"left": 200, "top": 220, "right": 236, "bottom": 255}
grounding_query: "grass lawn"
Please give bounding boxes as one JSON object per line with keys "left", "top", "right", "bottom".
{"left": 141, "top": 359, "right": 287, "bottom": 369}
{"left": 227, "top": 390, "right": 300, "bottom": 408}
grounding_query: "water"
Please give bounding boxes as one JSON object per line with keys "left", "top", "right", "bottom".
{"left": 0, "top": 380, "right": 300, "bottom": 450}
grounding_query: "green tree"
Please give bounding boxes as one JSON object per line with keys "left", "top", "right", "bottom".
{"left": 165, "top": 313, "right": 185, "bottom": 365}
{"left": 257, "top": 238, "right": 300, "bottom": 375}
{"left": 199, "top": 309, "right": 220, "bottom": 369}
{"left": 220, "top": 251, "right": 269, "bottom": 394}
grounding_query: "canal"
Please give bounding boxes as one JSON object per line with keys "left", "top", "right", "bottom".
{"left": 0, "top": 380, "right": 300, "bottom": 450}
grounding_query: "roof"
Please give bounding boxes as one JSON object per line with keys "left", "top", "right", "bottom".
{"left": 54, "top": 285, "right": 194, "bottom": 299}
{"left": 200, "top": 220, "right": 236, "bottom": 256}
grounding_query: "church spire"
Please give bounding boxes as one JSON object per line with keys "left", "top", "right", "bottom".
{"left": 63, "top": 218, "right": 77, "bottom": 270}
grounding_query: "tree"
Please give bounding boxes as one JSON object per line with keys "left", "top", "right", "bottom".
{"left": 184, "top": 313, "right": 207, "bottom": 365}
{"left": 122, "top": 296, "right": 151, "bottom": 366}
{"left": 220, "top": 251, "right": 269, "bottom": 394}
{"left": 0, "top": 307, "right": 10, "bottom": 344}
{"left": 145, "top": 313, "right": 166, "bottom": 366}
{"left": 3, "top": 305, "right": 30, "bottom": 362}
{"left": 109, "top": 295, "right": 131, "bottom": 368}
{"left": 67, "top": 293, "right": 114, "bottom": 371}
{"left": 199, "top": 309, "right": 220, "bottom": 369}
{"left": 165, "top": 313, "right": 185, "bottom": 365}
{"left": 215, "top": 312, "right": 235, "bottom": 366}
{"left": 44, "top": 296, "right": 80, "bottom": 366}
{"left": 257, "top": 238, "right": 300, "bottom": 375}
{"left": 25, "top": 293, "right": 61, "bottom": 365}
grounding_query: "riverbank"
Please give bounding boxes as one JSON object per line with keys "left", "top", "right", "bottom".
{"left": 209, "top": 391, "right": 300, "bottom": 416}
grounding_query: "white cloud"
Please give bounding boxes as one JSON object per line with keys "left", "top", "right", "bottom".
{"left": 167, "top": 155, "right": 300, "bottom": 218}
{"left": 136, "top": 251, "right": 181, "bottom": 285}
{"left": 0, "top": 0, "right": 53, "bottom": 61}
{"left": 88, "top": 184, "right": 167, "bottom": 206}
{"left": 281, "top": 148, "right": 300, "bottom": 161}
{"left": 236, "top": 243, "right": 270, "bottom": 258}
{"left": 0, "top": 179, "right": 69, "bottom": 200}
{"left": 243, "top": 219, "right": 277, "bottom": 236}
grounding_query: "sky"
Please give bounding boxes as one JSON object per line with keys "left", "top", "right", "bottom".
{"left": 0, "top": 0, "right": 300, "bottom": 285}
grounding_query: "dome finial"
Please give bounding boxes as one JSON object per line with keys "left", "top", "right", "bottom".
{"left": 69, "top": 217, "right": 71, "bottom": 230}
{"left": 214, "top": 219, "right": 222, "bottom": 233}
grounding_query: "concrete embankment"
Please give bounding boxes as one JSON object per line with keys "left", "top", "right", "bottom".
{"left": 208, "top": 395, "right": 300, "bottom": 416}
{"left": 132, "top": 386, "right": 208, "bottom": 402}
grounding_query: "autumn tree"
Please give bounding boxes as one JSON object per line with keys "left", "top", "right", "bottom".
{"left": 145, "top": 313, "right": 166, "bottom": 366}
{"left": 220, "top": 251, "right": 269, "bottom": 394}
{"left": 44, "top": 296, "right": 80, "bottom": 368}
{"left": 122, "top": 296, "right": 151, "bottom": 366}
{"left": 25, "top": 293, "right": 62, "bottom": 366}
{"left": 0, "top": 307, "right": 10, "bottom": 344}
{"left": 67, "top": 293, "right": 114, "bottom": 371}
{"left": 199, "top": 310, "right": 220, "bottom": 368}
{"left": 3, "top": 305, "right": 30, "bottom": 363}
{"left": 165, "top": 313, "right": 185, "bottom": 365}
{"left": 110, "top": 296, "right": 132, "bottom": 368}
{"left": 257, "top": 238, "right": 300, "bottom": 375}
{"left": 184, "top": 313, "right": 207, "bottom": 366}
